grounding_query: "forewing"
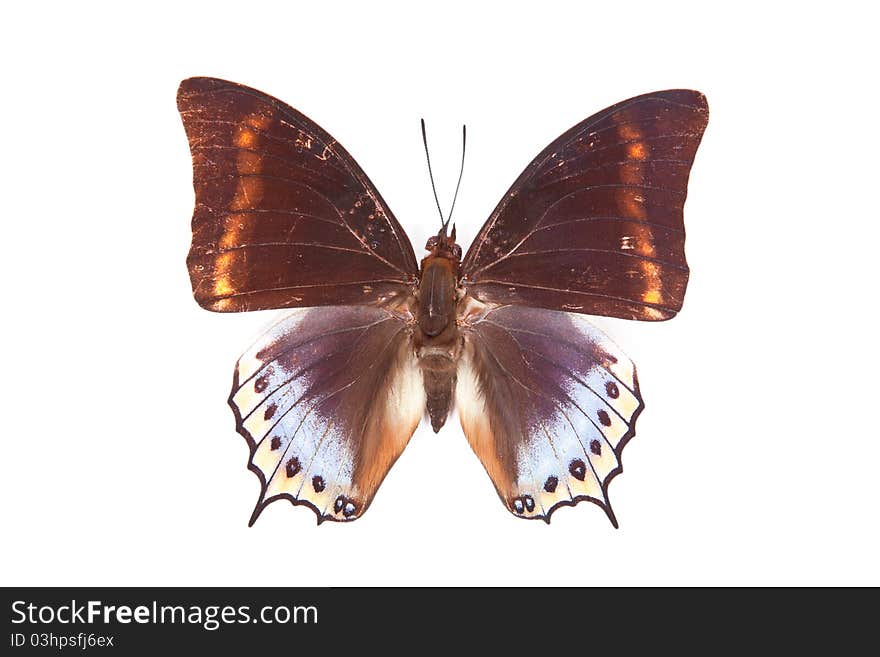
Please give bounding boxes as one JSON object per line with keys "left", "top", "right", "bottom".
{"left": 229, "top": 306, "right": 424, "bottom": 523}
{"left": 456, "top": 305, "right": 643, "bottom": 525}
{"left": 462, "top": 90, "right": 708, "bottom": 321}
{"left": 178, "top": 77, "right": 419, "bottom": 312}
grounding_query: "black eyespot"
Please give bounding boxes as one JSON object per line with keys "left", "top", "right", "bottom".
{"left": 285, "top": 457, "right": 301, "bottom": 478}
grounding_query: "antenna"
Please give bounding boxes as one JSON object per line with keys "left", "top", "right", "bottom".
{"left": 420, "top": 120, "right": 468, "bottom": 234}
{"left": 420, "top": 118, "right": 446, "bottom": 229}
{"left": 446, "top": 125, "right": 466, "bottom": 226}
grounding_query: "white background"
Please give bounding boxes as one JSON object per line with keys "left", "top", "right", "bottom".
{"left": 2, "top": 1, "right": 877, "bottom": 586}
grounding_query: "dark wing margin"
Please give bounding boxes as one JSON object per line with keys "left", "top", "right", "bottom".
{"left": 456, "top": 305, "right": 644, "bottom": 525}
{"left": 461, "top": 90, "right": 708, "bottom": 321}
{"left": 177, "top": 77, "right": 419, "bottom": 312}
{"left": 229, "top": 306, "right": 424, "bottom": 524}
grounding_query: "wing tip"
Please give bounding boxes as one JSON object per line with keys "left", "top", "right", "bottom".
{"left": 646, "top": 88, "right": 709, "bottom": 113}
{"left": 177, "top": 77, "right": 218, "bottom": 111}
{"left": 177, "top": 76, "right": 240, "bottom": 99}
{"left": 247, "top": 499, "right": 263, "bottom": 528}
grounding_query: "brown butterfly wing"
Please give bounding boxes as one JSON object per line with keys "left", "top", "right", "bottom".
{"left": 230, "top": 306, "right": 424, "bottom": 523}
{"left": 456, "top": 305, "right": 643, "bottom": 524}
{"left": 177, "top": 77, "right": 419, "bottom": 312}
{"left": 461, "top": 90, "right": 708, "bottom": 321}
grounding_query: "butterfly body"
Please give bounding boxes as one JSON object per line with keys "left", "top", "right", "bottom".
{"left": 413, "top": 230, "right": 465, "bottom": 431}
{"left": 178, "top": 77, "right": 708, "bottom": 524}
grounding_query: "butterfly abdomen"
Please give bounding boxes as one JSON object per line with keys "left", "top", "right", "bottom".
{"left": 421, "top": 367, "right": 456, "bottom": 432}
{"left": 413, "top": 312, "right": 460, "bottom": 432}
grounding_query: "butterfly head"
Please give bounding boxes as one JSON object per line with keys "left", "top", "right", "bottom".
{"left": 425, "top": 224, "right": 461, "bottom": 261}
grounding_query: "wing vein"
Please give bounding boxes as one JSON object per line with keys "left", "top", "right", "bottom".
{"left": 197, "top": 171, "right": 409, "bottom": 276}
{"left": 245, "top": 321, "right": 382, "bottom": 429}
{"left": 485, "top": 247, "right": 688, "bottom": 272}
{"left": 211, "top": 279, "right": 412, "bottom": 301}
{"left": 199, "top": 208, "right": 346, "bottom": 229}
{"left": 468, "top": 181, "right": 684, "bottom": 277}
{"left": 238, "top": 316, "right": 393, "bottom": 390}
{"left": 200, "top": 242, "right": 390, "bottom": 257}
{"left": 527, "top": 215, "right": 684, "bottom": 236}
{"left": 478, "top": 319, "right": 636, "bottom": 397}
{"left": 535, "top": 157, "right": 692, "bottom": 189}
{"left": 467, "top": 281, "right": 680, "bottom": 315}
{"left": 191, "top": 143, "right": 348, "bottom": 180}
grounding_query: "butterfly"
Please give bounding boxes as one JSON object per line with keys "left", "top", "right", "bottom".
{"left": 177, "top": 77, "right": 708, "bottom": 526}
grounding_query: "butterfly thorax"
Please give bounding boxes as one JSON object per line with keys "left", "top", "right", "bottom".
{"left": 414, "top": 233, "right": 464, "bottom": 432}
